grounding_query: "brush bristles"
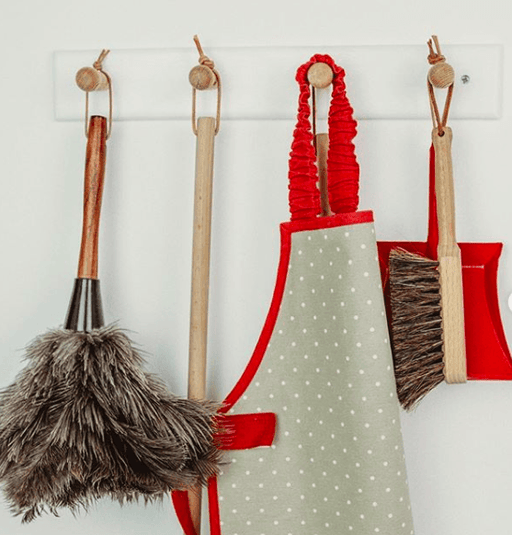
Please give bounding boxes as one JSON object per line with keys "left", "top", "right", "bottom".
{"left": 389, "top": 249, "right": 444, "bottom": 411}
{"left": 0, "top": 324, "right": 223, "bottom": 522}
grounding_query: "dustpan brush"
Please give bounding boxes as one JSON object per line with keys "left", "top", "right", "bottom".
{"left": 0, "top": 116, "right": 220, "bottom": 522}
{"left": 389, "top": 127, "right": 466, "bottom": 410}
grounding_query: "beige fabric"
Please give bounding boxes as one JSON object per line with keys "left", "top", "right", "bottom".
{"left": 218, "top": 221, "right": 415, "bottom": 535}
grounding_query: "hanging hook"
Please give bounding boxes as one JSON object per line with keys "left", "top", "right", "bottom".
{"left": 307, "top": 62, "right": 334, "bottom": 217}
{"left": 427, "top": 35, "right": 454, "bottom": 136}
{"left": 76, "top": 49, "right": 113, "bottom": 139}
{"left": 190, "top": 35, "right": 221, "bottom": 135}
{"left": 307, "top": 61, "right": 334, "bottom": 140}
{"left": 427, "top": 36, "right": 455, "bottom": 89}
{"left": 307, "top": 62, "right": 334, "bottom": 89}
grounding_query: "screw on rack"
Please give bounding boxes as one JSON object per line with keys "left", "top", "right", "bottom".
{"left": 461, "top": 74, "right": 471, "bottom": 84}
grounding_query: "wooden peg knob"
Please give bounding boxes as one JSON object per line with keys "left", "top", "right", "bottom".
{"left": 307, "top": 63, "right": 333, "bottom": 89}
{"left": 189, "top": 65, "right": 217, "bottom": 90}
{"left": 428, "top": 62, "right": 455, "bottom": 88}
{"left": 76, "top": 67, "right": 109, "bottom": 92}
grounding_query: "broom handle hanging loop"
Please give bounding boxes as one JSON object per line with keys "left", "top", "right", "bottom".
{"left": 187, "top": 35, "right": 221, "bottom": 535}
{"left": 190, "top": 36, "right": 221, "bottom": 135}
{"left": 76, "top": 50, "right": 113, "bottom": 140}
{"left": 427, "top": 36, "right": 454, "bottom": 136}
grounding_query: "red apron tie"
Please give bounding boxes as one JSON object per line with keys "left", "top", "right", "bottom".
{"left": 172, "top": 411, "right": 277, "bottom": 535}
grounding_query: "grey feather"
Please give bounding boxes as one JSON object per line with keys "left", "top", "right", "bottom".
{"left": 0, "top": 324, "right": 222, "bottom": 522}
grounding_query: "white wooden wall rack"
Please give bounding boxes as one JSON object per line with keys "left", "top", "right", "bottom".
{"left": 54, "top": 45, "right": 502, "bottom": 122}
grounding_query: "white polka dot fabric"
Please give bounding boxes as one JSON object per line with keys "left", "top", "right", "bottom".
{"left": 218, "top": 221, "right": 415, "bottom": 534}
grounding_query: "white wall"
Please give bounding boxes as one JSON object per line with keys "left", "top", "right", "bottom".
{"left": 1, "top": 1, "right": 512, "bottom": 534}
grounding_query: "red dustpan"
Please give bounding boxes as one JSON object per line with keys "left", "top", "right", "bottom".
{"left": 378, "top": 145, "right": 512, "bottom": 380}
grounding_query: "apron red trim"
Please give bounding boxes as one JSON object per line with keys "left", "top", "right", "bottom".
{"left": 222, "top": 210, "right": 374, "bottom": 412}
{"left": 172, "top": 413, "right": 277, "bottom": 535}
{"left": 172, "top": 211, "right": 374, "bottom": 535}
{"left": 172, "top": 54, "right": 372, "bottom": 534}
{"left": 208, "top": 478, "right": 222, "bottom": 535}
{"left": 172, "top": 478, "right": 223, "bottom": 535}
{"left": 216, "top": 413, "right": 277, "bottom": 450}
{"left": 172, "top": 490, "right": 197, "bottom": 535}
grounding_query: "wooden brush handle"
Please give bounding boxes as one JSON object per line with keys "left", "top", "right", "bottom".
{"left": 433, "top": 128, "right": 458, "bottom": 256}
{"left": 432, "top": 127, "right": 467, "bottom": 383}
{"left": 77, "top": 116, "right": 107, "bottom": 279}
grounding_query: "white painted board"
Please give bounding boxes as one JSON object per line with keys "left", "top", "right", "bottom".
{"left": 54, "top": 45, "right": 502, "bottom": 122}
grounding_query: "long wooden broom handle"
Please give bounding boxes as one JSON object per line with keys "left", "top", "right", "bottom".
{"left": 433, "top": 127, "right": 467, "bottom": 383}
{"left": 188, "top": 116, "right": 216, "bottom": 534}
{"left": 77, "top": 115, "right": 107, "bottom": 279}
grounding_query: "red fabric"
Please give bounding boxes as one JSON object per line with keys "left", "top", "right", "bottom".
{"left": 172, "top": 490, "right": 197, "bottom": 535}
{"left": 426, "top": 144, "right": 439, "bottom": 259}
{"left": 173, "top": 210, "right": 375, "bottom": 535}
{"left": 222, "top": 210, "right": 373, "bottom": 413}
{"left": 288, "top": 65, "right": 320, "bottom": 221}
{"left": 216, "top": 413, "right": 277, "bottom": 450}
{"left": 208, "top": 478, "right": 221, "bottom": 535}
{"left": 221, "top": 220, "right": 292, "bottom": 411}
{"left": 284, "top": 209, "right": 372, "bottom": 235}
{"left": 173, "top": 54, "right": 369, "bottom": 535}
{"left": 172, "top": 413, "right": 277, "bottom": 535}
{"left": 289, "top": 54, "right": 360, "bottom": 220}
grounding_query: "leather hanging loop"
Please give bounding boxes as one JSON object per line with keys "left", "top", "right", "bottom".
{"left": 427, "top": 36, "right": 455, "bottom": 137}
{"left": 80, "top": 49, "right": 113, "bottom": 140}
{"left": 288, "top": 54, "right": 359, "bottom": 221}
{"left": 190, "top": 35, "right": 222, "bottom": 135}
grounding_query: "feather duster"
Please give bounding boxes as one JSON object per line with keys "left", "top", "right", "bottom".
{"left": 0, "top": 325, "right": 221, "bottom": 522}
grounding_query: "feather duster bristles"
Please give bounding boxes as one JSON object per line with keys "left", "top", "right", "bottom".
{"left": 0, "top": 324, "right": 221, "bottom": 522}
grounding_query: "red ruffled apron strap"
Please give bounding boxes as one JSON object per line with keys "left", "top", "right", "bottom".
{"left": 288, "top": 57, "right": 320, "bottom": 221}
{"left": 326, "top": 59, "right": 359, "bottom": 214}
{"left": 172, "top": 412, "right": 277, "bottom": 535}
{"left": 288, "top": 54, "right": 360, "bottom": 220}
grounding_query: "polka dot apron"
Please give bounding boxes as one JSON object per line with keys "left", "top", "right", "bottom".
{"left": 173, "top": 54, "right": 415, "bottom": 535}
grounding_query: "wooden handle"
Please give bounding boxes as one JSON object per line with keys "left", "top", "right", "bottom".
{"left": 433, "top": 127, "right": 467, "bottom": 383}
{"left": 433, "top": 128, "right": 458, "bottom": 256}
{"left": 188, "top": 116, "right": 216, "bottom": 534}
{"left": 77, "top": 116, "right": 107, "bottom": 279}
{"left": 315, "top": 133, "right": 332, "bottom": 216}
{"left": 188, "top": 116, "right": 215, "bottom": 399}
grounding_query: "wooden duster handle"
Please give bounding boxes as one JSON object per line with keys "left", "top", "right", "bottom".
{"left": 188, "top": 116, "right": 216, "bottom": 534}
{"left": 433, "top": 127, "right": 467, "bottom": 383}
{"left": 315, "top": 133, "right": 332, "bottom": 216}
{"left": 77, "top": 116, "right": 107, "bottom": 279}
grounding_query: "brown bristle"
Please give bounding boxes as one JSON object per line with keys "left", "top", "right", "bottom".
{"left": 0, "top": 325, "right": 223, "bottom": 522}
{"left": 389, "top": 248, "right": 444, "bottom": 411}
